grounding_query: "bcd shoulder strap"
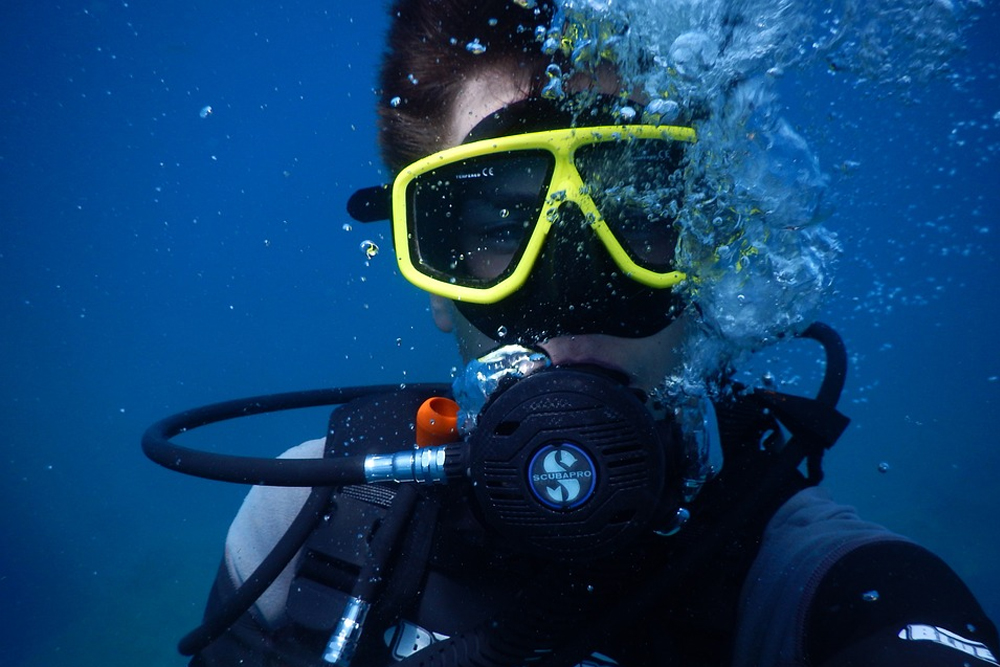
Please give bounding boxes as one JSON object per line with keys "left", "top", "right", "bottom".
{"left": 284, "top": 386, "right": 445, "bottom": 663}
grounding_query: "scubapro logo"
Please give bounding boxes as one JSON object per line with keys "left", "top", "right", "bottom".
{"left": 528, "top": 443, "right": 597, "bottom": 509}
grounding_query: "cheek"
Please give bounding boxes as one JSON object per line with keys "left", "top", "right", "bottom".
{"left": 462, "top": 248, "right": 516, "bottom": 280}
{"left": 429, "top": 295, "right": 454, "bottom": 333}
{"left": 620, "top": 317, "right": 690, "bottom": 391}
{"left": 627, "top": 345, "right": 677, "bottom": 391}
{"left": 453, "top": 309, "right": 498, "bottom": 362}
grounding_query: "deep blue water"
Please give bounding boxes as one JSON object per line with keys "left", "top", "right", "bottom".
{"left": 1, "top": 3, "right": 997, "bottom": 666}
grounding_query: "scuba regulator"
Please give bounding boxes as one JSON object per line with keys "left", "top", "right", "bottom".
{"left": 465, "top": 361, "right": 685, "bottom": 560}
{"left": 142, "top": 322, "right": 849, "bottom": 665}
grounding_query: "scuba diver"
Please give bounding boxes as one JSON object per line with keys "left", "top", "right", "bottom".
{"left": 143, "top": 0, "right": 998, "bottom": 665}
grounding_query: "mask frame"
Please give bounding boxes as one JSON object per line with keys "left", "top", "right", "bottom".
{"left": 390, "top": 123, "right": 696, "bottom": 304}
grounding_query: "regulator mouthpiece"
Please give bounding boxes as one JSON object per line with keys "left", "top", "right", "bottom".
{"left": 452, "top": 344, "right": 551, "bottom": 433}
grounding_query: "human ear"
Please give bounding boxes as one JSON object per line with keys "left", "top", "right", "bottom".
{"left": 429, "top": 294, "right": 455, "bottom": 333}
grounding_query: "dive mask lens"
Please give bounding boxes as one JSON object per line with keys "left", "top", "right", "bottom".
{"left": 394, "top": 126, "right": 693, "bottom": 308}
{"left": 575, "top": 139, "right": 685, "bottom": 271}
{"left": 407, "top": 151, "right": 553, "bottom": 287}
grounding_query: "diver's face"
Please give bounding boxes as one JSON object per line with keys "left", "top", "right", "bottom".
{"left": 429, "top": 69, "right": 689, "bottom": 392}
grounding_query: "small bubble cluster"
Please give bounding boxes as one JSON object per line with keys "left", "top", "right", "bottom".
{"left": 360, "top": 240, "right": 379, "bottom": 260}
{"left": 486, "top": 0, "right": 973, "bottom": 397}
{"left": 541, "top": 64, "right": 565, "bottom": 99}
{"left": 465, "top": 38, "right": 487, "bottom": 55}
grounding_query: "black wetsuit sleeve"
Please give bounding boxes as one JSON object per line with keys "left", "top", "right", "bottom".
{"left": 806, "top": 540, "right": 999, "bottom": 666}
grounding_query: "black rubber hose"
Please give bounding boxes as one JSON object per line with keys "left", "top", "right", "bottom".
{"left": 142, "top": 383, "right": 449, "bottom": 655}
{"left": 141, "top": 384, "right": 450, "bottom": 486}
{"left": 178, "top": 483, "right": 333, "bottom": 656}
{"left": 799, "top": 321, "right": 848, "bottom": 408}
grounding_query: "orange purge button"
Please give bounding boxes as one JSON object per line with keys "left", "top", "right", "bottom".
{"left": 416, "top": 396, "right": 459, "bottom": 447}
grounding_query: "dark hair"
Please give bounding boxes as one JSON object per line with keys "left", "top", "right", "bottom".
{"left": 378, "top": 0, "right": 558, "bottom": 171}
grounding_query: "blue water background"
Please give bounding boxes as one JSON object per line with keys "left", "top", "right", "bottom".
{"left": 1, "top": 2, "right": 997, "bottom": 665}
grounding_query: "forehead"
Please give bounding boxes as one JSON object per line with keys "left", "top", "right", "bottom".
{"left": 446, "top": 64, "right": 632, "bottom": 149}
{"left": 447, "top": 73, "right": 531, "bottom": 147}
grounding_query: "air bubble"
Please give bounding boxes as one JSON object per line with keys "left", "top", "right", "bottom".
{"left": 360, "top": 240, "right": 379, "bottom": 260}
{"left": 523, "top": 0, "right": 960, "bottom": 410}
{"left": 644, "top": 98, "right": 680, "bottom": 124}
{"left": 465, "top": 38, "right": 487, "bottom": 55}
{"left": 541, "top": 63, "right": 564, "bottom": 99}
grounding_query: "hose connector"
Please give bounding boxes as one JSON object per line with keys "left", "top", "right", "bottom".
{"left": 322, "top": 596, "right": 370, "bottom": 666}
{"left": 363, "top": 444, "right": 466, "bottom": 484}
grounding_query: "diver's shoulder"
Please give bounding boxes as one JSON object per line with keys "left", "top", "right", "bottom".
{"left": 277, "top": 437, "right": 326, "bottom": 459}
{"left": 219, "top": 437, "right": 327, "bottom": 625}
{"left": 229, "top": 437, "right": 326, "bottom": 532}
{"left": 762, "top": 486, "right": 909, "bottom": 551}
